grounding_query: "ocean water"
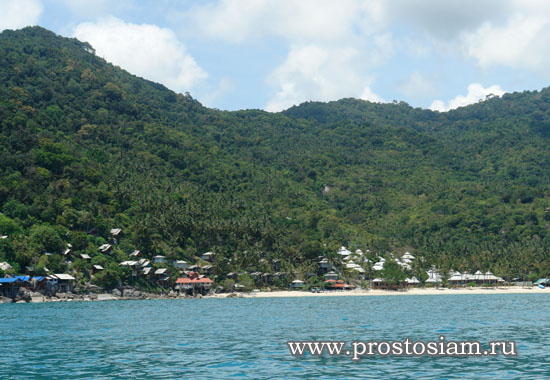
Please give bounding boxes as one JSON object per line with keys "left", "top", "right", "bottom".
{"left": 0, "top": 294, "right": 547, "bottom": 379}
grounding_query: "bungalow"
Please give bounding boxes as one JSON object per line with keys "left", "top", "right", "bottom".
{"left": 405, "top": 277, "right": 421, "bottom": 287}
{"left": 250, "top": 272, "right": 262, "bottom": 281}
{"left": 80, "top": 254, "right": 91, "bottom": 260}
{"left": 139, "top": 259, "right": 151, "bottom": 268}
{"left": 425, "top": 269, "right": 442, "bottom": 285}
{"left": 110, "top": 228, "right": 123, "bottom": 244}
{"left": 291, "top": 279, "right": 304, "bottom": 289}
{"left": 53, "top": 274, "right": 76, "bottom": 292}
{"left": 98, "top": 244, "right": 112, "bottom": 254}
{"left": 324, "top": 271, "right": 339, "bottom": 281}
{"left": 175, "top": 273, "right": 213, "bottom": 295}
{"left": 153, "top": 255, "right": 166, "bottom": 264}
{"left": 201, "top": 251, "right": 216, "bottom": 262}
{"left": 92, "top": 265, "right": 104, "bottom": 273}
{"left": 202, "top": 265, "right": 213, "bottom": 275}
{"left": 172, "top": 260, "right": 189, "bottom": 269}
{"left": 129, "top": 250, "right": 141, "bottom": 258}
{"left": 337, "top": 246, "right": 352, "bottom": 258}
{"left": 0, "top": 277, "right": 30, "bottom": 298}
{"left": 272, "top": 259, "right": 281, "bottom": 271}
{"left": 120, "top": 261, "right": 139, "bottom": 277}
{"left": 0, "top": 262, "right": 12, "bottom": 271}
{"left": 262, "top": 272, "right": 274, "bottom": 284}
{"left": 226, "top": 272, "right": 237, "bottom": 280}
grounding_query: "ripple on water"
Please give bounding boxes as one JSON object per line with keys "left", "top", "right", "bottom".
{"left": 0, "top": 294, "right": 547, "bottom": 379}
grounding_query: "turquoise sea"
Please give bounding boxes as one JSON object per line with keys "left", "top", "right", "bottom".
{"left": 0, "top": 294, "right": 547, "bottom": 379}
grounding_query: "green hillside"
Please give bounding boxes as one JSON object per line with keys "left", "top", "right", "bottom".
{"left": 1, "top": 26, "right": 550, "bottom": 287}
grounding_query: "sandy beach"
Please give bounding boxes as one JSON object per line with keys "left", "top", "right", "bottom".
{"left": 229, "top": 287, "right": 550, "bottom": 298}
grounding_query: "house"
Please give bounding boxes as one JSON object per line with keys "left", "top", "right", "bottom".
{"left": 346, "top": 260, "right": 365, "bottom": 274}
{"left": 143, "top": 267, "right": 152, "bottom": 276}
{"left": 175, "top": 273, "right": 214, "bottom": 295}
{"left": 31, "top": 276, "right": 47, "bottom": 291}
{"left": 201, "top": 251, "right": 216, "bottom": 262}
{"left": 0, "top": 262, "right": 12, "bottom": 271}
{"left": 337, "top": 246, "right": 352, "bottom": 258}
{"left": 120, "top": 261, "right": 139, "bottom": 276}
{"left": 226, "top": 272, "right": 237, "bottom": 280}
{"left": 262, "top": 272, "right": 274, "bottom": 284}
{"left": 202, "top": 265, "right": 213, "bottom": 275}
{"left": 291, "top": 279, "right": 304, "bottom": 289}
{"left": 92, "top": 265, "right": 104, "bottom": 273}
{"left": 98, "top": 244, "right": 112, "bottom": 254}
{"left": 129, "top": 250, "right": 141, "bottom": 258}
{"left": 80, "top": 254, "right": 91, "bottom": 260}
{"left": 63, "top": 247, "right": 73, "bottom": 257}
{"left": 110, "top": 228, "right": 123, "bottom": 244}
{"left": 0, "top": 276, "right": 30, "bottom": 298}
{"left": 53, "top": 274, "right": 76, "bottom": 292}
{"left": 272, "top": 259, "right": 281, "bottom": 271}
{"left": 425, "top": 269, "right": 442, "bottom": 284}
{"left": 139, "top": 259, "right": 151, "bottom": 268}
{"left": 324, "top": 271, "right": 339, "bottom": 281}
{"left": 172, "top": 260, "right": 189, "bottom": 269}
{"left": 153, "top": 255, "right": 166, "bottom": 264}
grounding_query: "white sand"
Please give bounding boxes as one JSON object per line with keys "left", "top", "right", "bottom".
{"left": 218, "top": 287, "right": 550, "bottom": 298}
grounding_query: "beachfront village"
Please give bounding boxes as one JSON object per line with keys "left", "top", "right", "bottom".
{"left": 1, "top": 224, "right": 539, "bottom": 303}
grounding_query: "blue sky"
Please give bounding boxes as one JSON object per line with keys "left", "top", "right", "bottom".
{"left": 2, "top": 0, "right": 550, "bottom": 112}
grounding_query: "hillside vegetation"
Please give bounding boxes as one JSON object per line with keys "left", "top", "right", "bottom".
{"left": 2, "top": 27, "right": 550, "bottom": 288}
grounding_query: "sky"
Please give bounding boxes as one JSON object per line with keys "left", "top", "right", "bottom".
{"left": 1, "top": 0, "right": 550, "bottom": 112}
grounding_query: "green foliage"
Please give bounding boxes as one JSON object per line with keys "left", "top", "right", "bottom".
{"left": 1, "top": 26, "right": 550, "bottom": 284}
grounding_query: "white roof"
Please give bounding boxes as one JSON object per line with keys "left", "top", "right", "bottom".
{"left": 0, "top": 262, "right": 12, "bottom": 271}
{"left": 355, "top": 249, "right": 364, "bottom": 256}
{"left": 402, "top": 252, "right": 415, "bottom": 260}
{"left": 292, "top": 279, "right": 304, "bottom": 283}
{"left": 54, "top": 274, "right": 76, "bottom": 281}
{"left": 120, "top": 261, "right": 138, "bottom": 266}
{"left": 110, "top": 228, "right": 122, "bottom": 235}
{"left": 155, "top": 268, "right": 168, "bottom": 275}
{"left": 337, "top": 246, "right": 352, "bottom": 256}
{"left": 425, "top": 269, "right": 441, "bottom": 283}
{"left": 406, "top": 277, "right": 420, "bottom": 284}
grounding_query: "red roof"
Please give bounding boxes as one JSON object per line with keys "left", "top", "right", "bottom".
{"left": 177, "top": 277, "right": 213, "bottom": 284}
{"left": 194, "top": 277, "right": 213, "bottom": 284}
{"left": 331, "top": 283, "right": 346, "bottom": 288}
{"left": 324, "top": 279, "right": 337, "bottom": 283}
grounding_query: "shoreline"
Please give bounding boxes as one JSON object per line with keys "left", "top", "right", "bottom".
{"left": 224, "top": 286, "right": 550, "bottom": 298}
{"left": 3, "top": 286, "right": 548, "bottom": 304}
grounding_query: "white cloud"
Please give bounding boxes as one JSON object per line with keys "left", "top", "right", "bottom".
{"left": 429, "top": 83, "right": 505, "bottom": 112}
{"left": 0, "top": 0, "right": 42, "bottom": 31}
{"left": 73, "top": 17, "right": 206, "bottom": 93}
{"left": 264, "top": 44, "right": 383, "bottom": 112}
{"left": 397, "top": 72, "right": 435, "bottom": 98}
{"left": 462, "top": 14, "right": 550, "bottom": 70}
{"left": 181, "top": 0, "right": 383, "bottom": 44}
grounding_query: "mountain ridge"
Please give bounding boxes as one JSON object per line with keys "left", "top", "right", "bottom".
{"left": 1, "top": 26, "right": 550, "bottom": 287}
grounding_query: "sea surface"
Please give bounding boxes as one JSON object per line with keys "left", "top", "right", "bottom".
{"left": 0, "top": 294, "right": 548, "bottom": 379}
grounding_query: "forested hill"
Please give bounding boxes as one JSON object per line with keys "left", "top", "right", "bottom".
{"left": 2, "top": 26, "right": 550, "bottom": 285}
